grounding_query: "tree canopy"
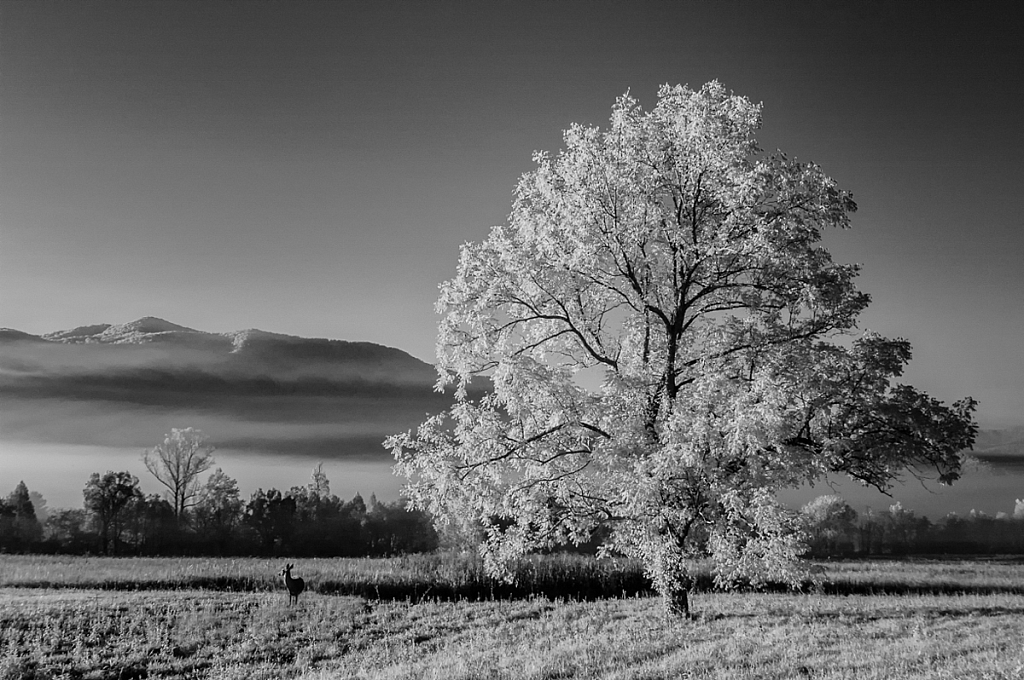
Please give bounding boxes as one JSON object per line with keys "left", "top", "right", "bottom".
{"left": 83, "top": 471, "right": 142, "bottom": 555}
{"left": 388, "top": 81, "right": 977, "bottom": 616}
{"left": 143, "top": 427, "right": 215, "bottom": 519}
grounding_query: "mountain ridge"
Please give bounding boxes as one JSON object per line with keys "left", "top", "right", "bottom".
{"left": 2, "top": 316, "right": 436, "bottom": 381}
{"left": 23, "top": 317, "right": 418, "bottom": 356}
{"left": 0, "top": 317, "right": 448, "bottom": 458}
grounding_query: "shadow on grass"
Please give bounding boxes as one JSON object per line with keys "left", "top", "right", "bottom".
{"left": 312, "top": 575, "right": 657, "bottom": 602}
{"left": 7, "top": 573, "right": 657, "bottom": 602}
{"left": 9, "top": 553, "right": 1024, "bottom": 604}
{"left": 813, "top": 581, "right": 1024, "bottom": 597}
{"left": 13, "top": 573, "right": 1024, "bottom": 602}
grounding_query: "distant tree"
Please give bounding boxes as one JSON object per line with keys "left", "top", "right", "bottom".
{"left": 7, "top": 481, "right": 36, "bottom": 520}
{"left": 194, "top": 468, "right": 244, "bottom": 554}
{"left": 123, "top": 494, "right": 177, "bottom": 554}
{"left": 244, "top": 488, "right": 296, "bottom": 554}
{"left": 311, "top": 492, "right": 372, "bottom": 557}
{"left": 43, "top": 509, "right": 92, "bottom": 553}
{"left": 801, "top": 495, "right": 858, "bottom": 556}
{"left": 389, "top": 81, "right": 978, "bottom": 617}
{"left": 288, "top": 470, "right": 357, "bottom": 556}
{"left": 0, "top": 499, "right": 13, "bottom": 551}
{"left": 310, "top": 463, "right": 330, "bottom": 498}
{"left": 0, "top": 481, "right": 43, "bottom": 551}
{"left": 882, "top": 502, "right": 927, "bottom": 554}
{"left": 364, "top": 498, "right": 438, "bottom": 556}
{"left": 28, "top": 491, "right": 49, "bottom": 524}
{"left": 83, "top": 471, "right": 142, "bottom": 555}
{"left": 143, "top": 427, "right": 215, "bottom": 521}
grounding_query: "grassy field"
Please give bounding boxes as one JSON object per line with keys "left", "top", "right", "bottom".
{"left": 3, "top": 553, "right": 1024, "bottom": 598}
{"left": 2, "top": 555, "right": 1024, "bottom": 679}
{"left": 0, "top": 553, "right": 652, "bottom": 601}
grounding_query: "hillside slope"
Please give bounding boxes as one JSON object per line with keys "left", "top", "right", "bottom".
{"left": 0, "top": 317, "right": 447, "bottom": 458}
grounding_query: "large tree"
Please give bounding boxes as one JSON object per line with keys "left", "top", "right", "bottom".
{"left": 388, "top": 82, "right": 977, "bottom": 616}
{"left": 143, "top": 427, "right": 215, "bottom": 520}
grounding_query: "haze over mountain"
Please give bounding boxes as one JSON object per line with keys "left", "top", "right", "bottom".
{"left": 0, "top": 317, "right": 449, "bottom": 458}
{"left": 3, "top": 317, "right": 1022, "bottom": 516}
{"left": 973, "top": 427, "right": 1024, "bottom": 462}
{"left": 8, "top": 315, "right": 437, "bottom": 381}
{"left": 3, "top": 317, "right": 1021, "bottom": 459}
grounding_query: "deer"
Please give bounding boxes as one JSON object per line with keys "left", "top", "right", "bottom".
{"left": 279, "top": 563, "right": 305, "bottom": 604}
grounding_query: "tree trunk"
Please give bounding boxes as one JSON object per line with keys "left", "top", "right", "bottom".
{"left": 664, "top": 586, "right": 690, "bottom": 618}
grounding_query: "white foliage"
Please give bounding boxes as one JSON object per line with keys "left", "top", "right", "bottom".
{"left": 388, "top": 82, "right": 977, "bottom": 606}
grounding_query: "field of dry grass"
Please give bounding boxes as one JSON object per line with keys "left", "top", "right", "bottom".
{"left": 4, "top": 554, "right": 1023, "bottom": 598}
{"left": 2, "top": 554, "right": 1024, "bottom": 679}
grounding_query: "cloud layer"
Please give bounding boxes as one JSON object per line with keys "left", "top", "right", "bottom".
{"left": 0, "top": 319, "right": 451, "bottom": 460}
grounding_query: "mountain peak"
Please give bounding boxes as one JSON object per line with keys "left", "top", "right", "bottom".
{"left": 109, "top": 317, "right": 196, "bottom": 335}
{"left": 41, "top": 317, "right": 202, "bottom": 345}
{"left": 224, "top": 328, "right": 294, "bottom": 352}
{"left": 22, "top": 318, "right": 429, "bottom": 374}
{"left": 43, "top": 323, "right": 112, "bottom": 342}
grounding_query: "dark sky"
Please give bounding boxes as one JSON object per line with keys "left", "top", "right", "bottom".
{"left": 2, "top": 0, "right": 1021, "bottom": 427}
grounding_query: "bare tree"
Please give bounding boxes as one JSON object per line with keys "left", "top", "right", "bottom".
{"left": 143, "top": 427, "right": 215, "bottom": 520}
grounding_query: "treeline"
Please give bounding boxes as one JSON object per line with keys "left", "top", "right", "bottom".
{"left": 802, "top": 495, "right": 1024, "bottom": 557}
{"left": 0, "top": 469, "right": 438, "bottom": 557}
{"left": 7, "top": 474, "right": 1024, "bottom": 559}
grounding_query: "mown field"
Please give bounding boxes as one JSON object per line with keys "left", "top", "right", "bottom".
{"left": 2, "top": 554, "right": 1024, "bottom": 679}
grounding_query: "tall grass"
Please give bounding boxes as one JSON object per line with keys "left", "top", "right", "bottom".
{"left": 0, "top": 553, "right": 654, "bottom": 601}
{"left": 2, "top": 553, "right": 1023, "bottom": 601}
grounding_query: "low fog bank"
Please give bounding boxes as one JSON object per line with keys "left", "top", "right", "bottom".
{"left": 0, "top": 324, "right": 454, "bottom": 465}
{"left": 0, "top": 395, "right": 432, "bottom": 461}
{"left": 0, "top": 440, "right": 402, "bottom": 511}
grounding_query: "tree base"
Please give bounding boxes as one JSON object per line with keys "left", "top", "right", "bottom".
{"left": 664, "top": 588, "right": 690, "bottom": 618}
